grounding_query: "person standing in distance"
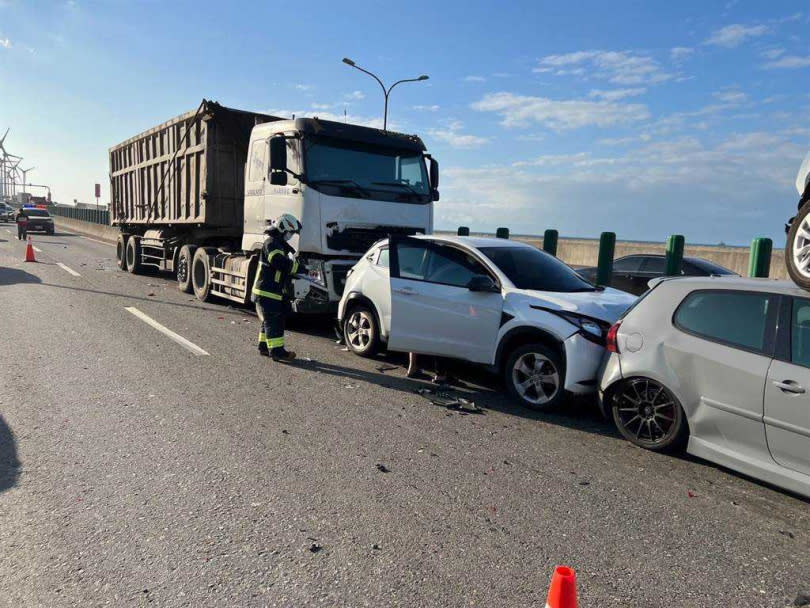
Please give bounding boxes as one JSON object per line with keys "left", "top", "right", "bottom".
{"left": 251, "top": 213, "right": 303, "bottom": 362}
{"left": 15, "top": 207, "right": 28, "bottom": 241}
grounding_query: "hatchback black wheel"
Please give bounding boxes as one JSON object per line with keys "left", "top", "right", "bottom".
{"left": 611, "top": 378, "right": 688, "bottom": 452}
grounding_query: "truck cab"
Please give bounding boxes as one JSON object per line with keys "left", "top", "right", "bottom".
{"left": 242, "top": 118, "right": 439, "bottom": 312}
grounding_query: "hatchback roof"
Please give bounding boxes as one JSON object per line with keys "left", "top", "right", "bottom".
{"left": 655, "top": 275, "right": 808, "bottom": 296}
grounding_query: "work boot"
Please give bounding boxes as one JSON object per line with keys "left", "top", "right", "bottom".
{"left": 271, "top": 348, "right": 296, "bottom": 362}
{"left": 258, "top": 344, "right": 269, "bottom": 357}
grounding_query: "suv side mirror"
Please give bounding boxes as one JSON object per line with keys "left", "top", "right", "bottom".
{"left": 467, "top": 275, "right": 498, "bottom": 292}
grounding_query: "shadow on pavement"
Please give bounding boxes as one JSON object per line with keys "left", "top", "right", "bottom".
{"left": 0, "top": 415, "right": 20, "bottom": 493}
{"left": 291, "top": 356, "right": 621, "bottom": 439}
{"left": 0, "top": 267, "right": 43, "bottom": 286}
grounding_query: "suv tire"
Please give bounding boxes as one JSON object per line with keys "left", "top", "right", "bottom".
{"left": 505, "top": 343, "right": 566, "bottom": 410}
{"left": 343, "top": 304, "right": 380, "bottom": 357}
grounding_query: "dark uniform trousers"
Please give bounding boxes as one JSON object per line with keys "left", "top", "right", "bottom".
{"left": 252, "top": 233, "right": 299, "bottom": 355}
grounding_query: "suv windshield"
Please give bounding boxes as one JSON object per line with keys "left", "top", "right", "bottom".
{"left": 479, "top": 246, "right": 597, "bottom": 292}
{"left": 305, "top": 137, "right": 430, "bottom": 203}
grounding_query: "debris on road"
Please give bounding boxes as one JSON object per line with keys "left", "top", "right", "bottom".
{"left": 416, "top": 387, "right": 482, "bottom": 413}
{"left": 794, "top": 592, "right": 810, "bottom": 606}
{"left": 780, "top": 530, "right": 796, "bottom": 539}
{"left": 376, "top": 464, "right": 390, "bottom": 473}
{"left": 309, "top": 543, "right": 322, "bottom": 553}
{"left": 375, "top": 364, "right": 398, "bottom": 373}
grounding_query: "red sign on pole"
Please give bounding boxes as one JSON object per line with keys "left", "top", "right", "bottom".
{"left": 94, "top": 183, "right": 101, "bottom": 198}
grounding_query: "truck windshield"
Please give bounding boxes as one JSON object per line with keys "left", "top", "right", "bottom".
{"left": 305, "top": 138, "right": 430, "bottom": 204}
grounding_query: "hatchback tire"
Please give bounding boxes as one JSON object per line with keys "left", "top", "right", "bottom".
{"left": 505, "top": 343, "right": 566, "bottom": 410}
{"left": 343, "top": 304, "right": 380, "bottom": 357}
{"left": 610, "top": 377, "right": 688, "bottom": 452}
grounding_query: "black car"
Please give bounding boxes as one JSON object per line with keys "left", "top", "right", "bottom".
{"left": 577, "top": 254, "right": 738, "bottom": 295}
{"left": 21, "top": 208, "right": 55, "bottom": 235}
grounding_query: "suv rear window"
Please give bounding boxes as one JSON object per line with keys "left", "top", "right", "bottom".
{"left": 674, "top": 290, "right": 775, "bottom": 354}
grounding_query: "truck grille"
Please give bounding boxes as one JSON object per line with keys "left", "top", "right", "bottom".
{"left": 326, "top": 225, "right": 423, "bottom": 254}
{"left": 330, "top": 264, "right": 353, "bottom": 295}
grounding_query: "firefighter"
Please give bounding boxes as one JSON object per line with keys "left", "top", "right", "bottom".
{"left": 15, "top": 207, "right": 28, "bottom": 241}
{"left": 251, "top": 213, "right": 303, "bottom": 362}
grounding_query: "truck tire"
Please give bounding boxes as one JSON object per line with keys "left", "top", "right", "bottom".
{"left": 177, "top": 244, "right": 197, "bottom": 294}
{"left": 125, "top": 236, "right": 142, "bottom": 274}
{"left": 192, "top": 247, "right": 215, "bottom": 302}
{"left": 786, "top": 201, "right": 810, "bottom": 289}
{"left": 116, "top": 234, "right": 129, "bottom": 271}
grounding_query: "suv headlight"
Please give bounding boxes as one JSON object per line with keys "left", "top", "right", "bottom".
{"left": 556, "top": 311, "right": 609, "bottom": 344}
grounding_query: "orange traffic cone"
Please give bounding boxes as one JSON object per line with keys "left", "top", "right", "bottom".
{"left": 24, "top": 236, "right": 36, "bottom": 263}
{"left": 546, "top": 566, "right": 577, "bottom": 608}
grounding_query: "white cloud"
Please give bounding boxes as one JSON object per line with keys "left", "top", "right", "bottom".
{"left": 705, "top": 24, "right": 769, "bottom": 48}
{"left": 266, "top": 108, "right": 385, "bottom": 130}
{"left": 294, "top": 84, "right": 313, "bottom": 91}
{"left": 344, "top": 90, "right": 365, "bottom": 101}
{"left": 427, "top": 121, "right": 488, "bottom": 149}
{"left": 464, "top": 75, "right": 486, "bottom": 82}
{"left": 588, "top": 88, "right": 646, "bottom": 101}
{"left": 761, "top": 47, "right": 786, "bottom": 60}
{"left": 0, "top": 38, "right": 10, "bottom": 49}
{"left": 311, "top": 103, "right": 333, "bottom": 110}
{"left": 712, "top": 89, "right": 748, "bottom": 104}
{"left": 762, "top": 55, "right": 810, "bottom": 69}
{"left": 436, "top": 132, "right": 803, "bottom": 244}
{"left": 670, "top": 47, "right": 694, "bottom": 62}
{"left": 412, "top": 104, "right": 440, "bottom": 112}
{"left": 535, "top": 50, "right": 675, "bottom": 85}
{"left": 471, "top": 91, "right": 650, "bottom": 130}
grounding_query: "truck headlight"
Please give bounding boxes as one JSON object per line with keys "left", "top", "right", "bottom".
{"left": 306, "top": 259, "right": 326, "bottom": 286}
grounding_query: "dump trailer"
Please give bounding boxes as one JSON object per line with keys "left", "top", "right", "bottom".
{"left": 110, "top": 99, "right": 439, "bottom": 311}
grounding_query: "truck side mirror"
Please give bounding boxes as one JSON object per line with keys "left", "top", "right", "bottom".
{"left": 269, "top": 136, "right": 287, "bottom": 175}
{"left": 270, "top": 172, "right": 288, "bottom": 186}
{"left": 429, "top": 157, "right": 439, "bottom": 189}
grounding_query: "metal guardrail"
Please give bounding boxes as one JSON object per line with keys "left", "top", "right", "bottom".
{"left": 50, "top": 206, "right": 110, "bottom": 226}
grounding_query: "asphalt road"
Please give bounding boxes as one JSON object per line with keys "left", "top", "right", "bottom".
{"left": 0, "top": 225, "right": 808, "bottom": 608}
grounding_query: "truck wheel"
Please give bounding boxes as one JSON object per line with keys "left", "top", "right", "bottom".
{"left": 786, "top": 202, "right": 810, "bottom": 289}
{"left": 177, "top": 245, "right": 197, "bottom": 293}
{"left": 192, "top": 247, "right": 214, "bottom": 302}
{"left": 125, "top": 236, "right": 142, "bottom": 274}
{"left": 116, "top": 234, "right": 129, "bottom": 271}
{"left": 504, "top": 343, "right": 566, "bottom": 411}
{"left": 343, "top": 304, "right": 380, "bottom": 357}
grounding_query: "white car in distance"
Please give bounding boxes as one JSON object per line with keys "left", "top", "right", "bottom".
{"left": 337, "top": 235, "right": 636, "bottom": 409}
{"left": 600, "top": 276, "right": 810, "bottom": 498}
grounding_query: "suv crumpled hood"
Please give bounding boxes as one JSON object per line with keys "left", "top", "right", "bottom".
{"left": 507, "top": 287, "right": 636, "bottom": 324}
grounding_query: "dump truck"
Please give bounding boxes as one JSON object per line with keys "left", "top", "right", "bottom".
{"left": 110, "top": 99, "right": 439, "bottom": 312}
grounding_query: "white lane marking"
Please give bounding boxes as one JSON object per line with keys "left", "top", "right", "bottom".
{"left": 32, "top": 246, "right": 42, "bottom": 253}
{"left": 124, "top": 306, "right": 210, "bottom": 356}
{"left": 56, "top": 262, "right": 81, "bottom": 277}
{"left": 4, "top": 229, "right": 11, "bottom": 234}
{"left": 79, "top": 235, "right": 115, "bottom": 247}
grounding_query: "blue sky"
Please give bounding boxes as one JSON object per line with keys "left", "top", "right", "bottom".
{"left": 1, "top": 0, "right": 808, "bottom": 245}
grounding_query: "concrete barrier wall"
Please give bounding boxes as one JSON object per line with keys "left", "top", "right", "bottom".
{"left": 54, "top": 216, "right": 119, "bottom": 243}
{"left": 438, "top": 231, "right": 787, "bottom": 279}
{"left": 54, "top": 216, "right": 786, "bottom": 279}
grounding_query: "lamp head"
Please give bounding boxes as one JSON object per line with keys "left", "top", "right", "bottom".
{"left": 342, "top": 57, "right": 356, "bottom": 67}
{"left": 418, "top": 75, "right": 429, "bottom": 81}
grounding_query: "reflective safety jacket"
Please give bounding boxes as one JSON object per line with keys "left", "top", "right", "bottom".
{"left": 252, "top": 230, "right": 299, "bottom": 302}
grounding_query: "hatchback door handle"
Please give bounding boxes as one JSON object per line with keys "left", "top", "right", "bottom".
{"left": 394, "top": 287, "right": 417, "bottom": 296}
{"left": 773, "top": 380, "right": 806, "bottom": 394}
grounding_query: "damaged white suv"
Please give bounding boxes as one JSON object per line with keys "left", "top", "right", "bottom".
{"left": 337, "top": 235, "right": 636, "bottom": 409}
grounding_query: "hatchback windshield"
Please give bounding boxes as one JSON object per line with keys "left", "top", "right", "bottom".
{"left": 686, "top": 258, "right": 736, "bottom": 276}
{"left": 479, "top": 246, "right": 597, "bottom": 292}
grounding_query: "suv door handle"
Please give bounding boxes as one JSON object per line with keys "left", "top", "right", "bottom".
{"left": 773, "top": 380, "right": 806, "bottom": 394}
{"left": 394, "top": 287, "right": 418, "bottom": 296}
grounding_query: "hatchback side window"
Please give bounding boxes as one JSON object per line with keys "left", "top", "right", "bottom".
{"left": 424, "top": 246, "right": 489, "bottom": 288}
{"left": 674, "top": 290, "right": 775, "bottom": 354}
{"left": 792, "top": 298, "right": 810, "bottom": 367}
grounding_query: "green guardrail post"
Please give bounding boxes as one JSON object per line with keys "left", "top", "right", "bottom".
{"left": 496, "top": 227, "right": 510, "bottom": 239}
{"left": 596, "top": 231, "right": 616, "bottom": 286}
{"left": 457, "top": 226, "right": 470, "bottom": 236}
{"left": 748, "top": 237, "right": 773, "bottom": 278}
{"left": 665, "top": 234, "right": 685, "bottom": 276}
{"left": 543, "top": 229, "right": 558, "bottom": 256}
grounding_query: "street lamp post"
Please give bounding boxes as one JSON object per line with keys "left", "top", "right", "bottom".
{"left": 341, "top": 58, "right": 428, "bottom": 131}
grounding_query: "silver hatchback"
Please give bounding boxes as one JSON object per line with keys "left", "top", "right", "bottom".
{"left": 600, "top": 276, "right": 810, "bottom": 498}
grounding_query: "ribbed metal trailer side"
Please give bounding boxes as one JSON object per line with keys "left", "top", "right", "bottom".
{"left": 109, "top": 100, "right": 280, "bottom": 230}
